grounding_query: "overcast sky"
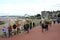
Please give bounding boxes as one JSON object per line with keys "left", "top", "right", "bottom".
{"left": 0, "top": 0, "right": 60, "bottom": 16}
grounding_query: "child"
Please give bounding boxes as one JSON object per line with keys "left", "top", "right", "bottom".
{"left": 2, "top": 27, "right": 6, "bottom": 38}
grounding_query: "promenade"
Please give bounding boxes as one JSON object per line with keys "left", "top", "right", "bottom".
{"left": 0, "top": 23, "right": 60, "bottom": 40}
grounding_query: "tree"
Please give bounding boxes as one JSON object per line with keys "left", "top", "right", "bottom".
{"left": 35, "top": 14, "right": 41, "bottom": 19}
{"left": 35, "top": 14, "right": 41, "bottom": 17}
{"left": 0, "top": 21, "right": 5, "bottom": 25}
{"left": 30, "top": 16, "right": 35, "bottom": 19}
{"left": 58, "top": 13, "right": 60, "bottom": 17}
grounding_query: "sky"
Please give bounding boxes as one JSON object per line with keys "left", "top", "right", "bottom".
{"left": 0, "top": 0, "right": 60, "bottom": 16}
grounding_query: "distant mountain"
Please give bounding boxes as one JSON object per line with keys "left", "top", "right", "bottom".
{"left": 0, "top": 16, "right": 24, "bottom": 17}
{"left": 0, "top": 16, "right": 25, "bottom": 19}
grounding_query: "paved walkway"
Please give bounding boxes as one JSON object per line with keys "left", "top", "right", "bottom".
{"left": 0, "top": 23, "right": 60, "bottom": 40}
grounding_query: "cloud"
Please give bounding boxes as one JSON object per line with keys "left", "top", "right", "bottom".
{"left": 0, "top": 0, "right": 60, "bottom": 16}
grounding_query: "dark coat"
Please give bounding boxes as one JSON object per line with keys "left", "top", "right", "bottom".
{"left": 13, "top": 24, "right": 17, "bottom": 29}
{"left": 24, "top": 24, "right": 29, "bottom": 31}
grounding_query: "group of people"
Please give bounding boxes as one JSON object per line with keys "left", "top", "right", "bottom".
{"left": 40, "top": 18, "right": 52, "bottom": 32}
{"left": 24, "top": 20, "right": 35, "bottom": 33}
{"left": 2, "top": 23, "right": 21, "bottom": 38}
{"left": 2, "top": 18, "right": 53, "bottom": 38}
{"left": 1, "top": 20, "right": 35, "bottom": 38}
{"left": 2, "top": 17, "right": 55, "bottom": 38}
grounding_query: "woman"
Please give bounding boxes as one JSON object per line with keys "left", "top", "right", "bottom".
{"left": 8, "top": 25, "right": 12, "bottom": 37}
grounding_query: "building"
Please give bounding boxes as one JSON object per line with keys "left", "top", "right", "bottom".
{"left": 41, "top": 10, "right": 60, "bottom": 19}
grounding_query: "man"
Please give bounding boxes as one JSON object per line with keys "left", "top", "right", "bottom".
{"left": 24, "top": 23, "right": 29, "bottom": 33}
{"left": 40, "top": 18, "right": 45, "bottom": 32}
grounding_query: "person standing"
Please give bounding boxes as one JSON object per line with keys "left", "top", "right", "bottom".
{"left": 49, "top": 19, "right": 52, "bottom": 27}
{"left": 16, "top": 24, "right": 21, "bottom": 34}
{"left": 40, "top": 18, "right": 45, "bottom": 32}
{"left": 8, "top": 25, "right": 12, "bottom": 37}
{"left": 13, "top": 24, "right": 17, "bottom": 35}
{"left": 33, "top": 22, "right": 35, "bottom": 27}
{"left": 2, "top": 27, "right": 7, "bottom": 38}
{"left": 30, "top": 22, "right": 32, "bottom": 29}
{"left": 53, "top": 19, "right": 56, "bottom": 24}
{"left": 45, "top": 21, "right": 48, "bottom": 31}
{"left": 24, "top": 23, "right": 29, "bottom": 33}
